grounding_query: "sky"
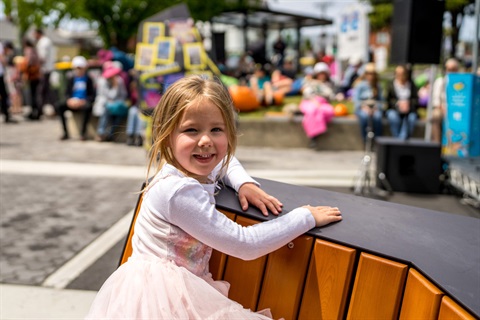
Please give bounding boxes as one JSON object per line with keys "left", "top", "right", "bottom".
{"left": 1, "top": 0, "right": 476, "bottom": 42}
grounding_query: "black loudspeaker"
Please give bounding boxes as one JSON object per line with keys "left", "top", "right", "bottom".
{"left": 390, "top": 0, "right": 445, "bottom": 64}
{"left": 376, "top": 137, "right": 442, "bottom": 193}
{"left": 211, "top": 32, "right": 226, "bottom": 64}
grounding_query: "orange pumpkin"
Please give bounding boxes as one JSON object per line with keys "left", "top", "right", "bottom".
{"left": 334, "top": 103, "right": 348, "bottom": 116}
{"left": 229, "top": 85, "right": 260, "bottom": 112}
{"left": 273, "top": 90, "right": 284, "bottom": 105}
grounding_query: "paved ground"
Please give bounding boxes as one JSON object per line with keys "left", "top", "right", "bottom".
{"left": 1, "top": 113, "right": 478, "bottom": 319}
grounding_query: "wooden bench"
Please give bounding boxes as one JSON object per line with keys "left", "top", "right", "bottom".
{"left": 119, "top": 178, "right": 479, "bottom": 319}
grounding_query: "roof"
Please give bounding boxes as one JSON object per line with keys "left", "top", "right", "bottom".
{"left": 212, "top": 6, "right": 332, "bottom": 29}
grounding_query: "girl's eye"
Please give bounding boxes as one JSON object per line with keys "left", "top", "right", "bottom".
{"left": 184, "top": 128, "right": 197, "bottom": 133}
{"left": 212, "top": 127, "right": 223, "bottom": 132}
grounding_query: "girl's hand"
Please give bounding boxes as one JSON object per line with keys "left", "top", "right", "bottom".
{"left": 303, "top": 205, "right": 342, "bottom": 227}
{"left": 238, "top": 183, "right": 283, "bottom": 216}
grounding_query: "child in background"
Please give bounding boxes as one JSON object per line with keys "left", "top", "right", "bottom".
{"left": 86, "top": 75, "right": 342, "bottom": 319}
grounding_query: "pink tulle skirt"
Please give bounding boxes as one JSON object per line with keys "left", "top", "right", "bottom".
{"left": 85, "top": 256, "right": 272, "bottom": 319}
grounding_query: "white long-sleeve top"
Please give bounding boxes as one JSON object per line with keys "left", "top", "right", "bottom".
{"left": 132, "top": 159, "right": 315, "bottom": 276}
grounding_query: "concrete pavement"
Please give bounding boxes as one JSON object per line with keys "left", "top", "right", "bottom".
{"left": 0, "top": 113, "right": 477, "bottom": 319}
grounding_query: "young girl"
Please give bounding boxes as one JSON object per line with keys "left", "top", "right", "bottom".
{"left": 86, "top": 75, "right": 342, "bottom": 319}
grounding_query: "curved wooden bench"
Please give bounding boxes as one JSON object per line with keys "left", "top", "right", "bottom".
{"left": 120, "top": 178, "right": 479, "bottom": 319}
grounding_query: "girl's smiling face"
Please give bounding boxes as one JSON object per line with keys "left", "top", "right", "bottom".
{"left": 169, "top": 99, "right": 228, "bottom": 183}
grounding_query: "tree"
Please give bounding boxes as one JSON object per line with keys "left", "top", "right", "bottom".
{"left": 3, "top": 0, "right": 260, "bottom": 52}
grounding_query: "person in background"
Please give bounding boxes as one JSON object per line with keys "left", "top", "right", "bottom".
{"left": 3, "top": 42, "right": 23, "bottom": 115}
{"left": 95, "top": 62, "right": 128, "bottom": 142}
{"left": 272, "top": 35, "right": 286, "bottom": 67}
{"left": 352, "top": 63, "right": 384, "bottom": 142}
{"left": 299, "top": 62, "right": 335, "bottom": 149}
{"left": 125, "top": 72, "right": 144, "bottom": 146}
{"left": 34, "top": 28, "right": 55, "bottom": 115}
{"left": 56, "top": 56, "right": 95, "bottom": 141}
{"left": 249, "top": 64, "right": 274, "bottom": 106}
{"left": 302, "top": 62, "right": 335, "bottom": 101}
{"left": 337, "top": 55, "right": 363, "bottom": 101}
{"left": 271, "top": 57, "right": 296, "bottom": 97}
{"left": 0, "top": 41, "right": 15, "bottom": 123}
{"left": 386, "top": 65, "right": 418, "bottom": 140}
{"left": 235, "top": 52, "right": 254, "bottom": 85}
{"left": 21, "top": 39, "right": 41, "bottom": 120}
{"left": 431, "top": 58, "right": 460, "bottom": 143}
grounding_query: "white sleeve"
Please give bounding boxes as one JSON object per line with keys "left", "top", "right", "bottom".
{"left": 153, "top": 179, "right": 316, "bottom": 260}
{"left": 36, "top": 39, "right": 47, "bottom": 62}
{"left": 214, "top": 156, "right": 259, "bottom": 191}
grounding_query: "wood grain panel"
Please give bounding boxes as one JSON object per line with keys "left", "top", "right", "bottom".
{"left": 400, "top": 269, "right": 443, "bottom": 319}
{"left": 438, "top": 296, "right": 476, "bottom": 320}
{"left": 347, "top": 252, "right": 408, "bottom": 319}
{"left": 209, "top": 210, "right": 236, "bottom": 280}
{"left": 222, "top": 216, "right": 267, "bottom": 311}
{"left": 257, "top": 235, "right": 314, "bottom": 320}
{"left": 298, "top": 239, "right": 356, "bottom": 320}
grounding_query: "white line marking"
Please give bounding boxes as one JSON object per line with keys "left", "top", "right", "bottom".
{"left": 0, "top": 160, "right": 145, "bottom": 179}
{"left": 42, "top": 210, "right": 133, "bottom": 289}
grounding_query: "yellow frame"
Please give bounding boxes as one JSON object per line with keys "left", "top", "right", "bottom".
{"left": 185, "top": 70, "right": 213, "bottom": 79}
{"left": 134, "top": 44, "right": 156, "bottom": 71}
{"left": 183, "top": 42, "right": 206, "bottom": 70}
{"left": 154, "top": 37, "right": 175, "bottom": 64}
{"left": 143, "top": 22, "right": 165, "bottom": 44}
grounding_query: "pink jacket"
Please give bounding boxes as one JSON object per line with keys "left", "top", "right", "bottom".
{"left": 299, "top": 96, "right": 334, "bottom": 138}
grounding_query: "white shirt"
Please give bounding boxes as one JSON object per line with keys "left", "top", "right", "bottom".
{"left": 36, "top": 35, "right": 55, "bottom": 73}
{"left": 133, "top": 160, "right": 315, "bottom": 272}
{"left": 432, "top": 76, "right": 445, "bottom": 109}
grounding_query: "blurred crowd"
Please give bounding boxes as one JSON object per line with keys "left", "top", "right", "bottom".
{"left": 0, "top": 30, "right": 144, "bottom": 147}
{"left": 1, "top": 32, "right": 479, "bottom": 150}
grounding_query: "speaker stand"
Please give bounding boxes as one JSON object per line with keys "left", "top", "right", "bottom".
{"left": 352, "top": 118, "right": 393, "bottom": 199}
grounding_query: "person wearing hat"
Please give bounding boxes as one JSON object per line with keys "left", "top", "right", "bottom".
{"left": 301, "top": 62, "right": 335, "bottom": 101}
{"left": 56, "top": 55, "right": 95, "bottom": 140}
{"left": 299, "top": 62, "right": 335, "bottom": 148}
{"left": 352, "top": 62, "right": 384, "bottom": 142}
{"left": 95, "top": 61, "right": 128, "bottom": 142}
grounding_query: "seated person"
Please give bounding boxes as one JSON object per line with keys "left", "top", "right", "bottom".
{"left": 271, "top": 58, "right": 296, "bottom": 96}
{"left": 56, "top": 56, "right": 95, "bottom": 141}
{"left": 386, "top": 65, "right": 418, "bottom": 140}
{"left": 299, "top": 62, "right": 335, "bottom": 148}
{"left": 95, "top": 62, "right": 128, "bottom": 142}
{"left": 302, "top": 62, "right": 335, "bottom": 101}
{"left": 249, "top": 64, "right": 274, "bottom": 106}
{"left": 337, "top": 55, "right": 363, "bottom": 100}
{"left": 352, "top": 63, "right": 384, "bottom": 142}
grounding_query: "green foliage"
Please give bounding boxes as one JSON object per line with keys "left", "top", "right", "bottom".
{"left": 368, "top": 3, "right": 392, "bottom": 31}
{"left": 6, "top": 0, "right": 261, "bottom": 51}
{"left": 363, "top": 0, "right": 474, "bottom": 30}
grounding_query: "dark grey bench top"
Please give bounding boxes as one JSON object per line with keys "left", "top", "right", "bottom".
{"left": 215, "top": 177, "right": 480, "bottom": 317}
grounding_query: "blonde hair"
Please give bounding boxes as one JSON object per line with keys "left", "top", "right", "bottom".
{"left": 146, "top": 75, "right": 237, "bottom": 184}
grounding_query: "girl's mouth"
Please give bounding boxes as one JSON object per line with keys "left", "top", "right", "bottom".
{"left": 193, "top": 154, "right": 214, "bottom": 162}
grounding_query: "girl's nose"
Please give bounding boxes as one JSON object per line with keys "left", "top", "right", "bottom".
{"left": 198, "top": 134, "right": 213, "bottom": 147}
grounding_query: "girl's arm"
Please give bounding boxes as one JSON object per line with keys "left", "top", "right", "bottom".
{"left": 151, "top": 179, "right": 340, "bottom": 260}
